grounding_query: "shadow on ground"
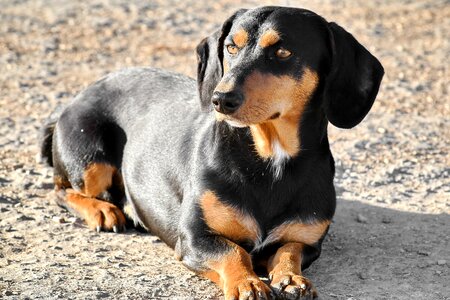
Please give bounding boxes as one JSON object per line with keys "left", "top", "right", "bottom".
{"left": 308, "top": 198, "right": 449, "bottom": 299}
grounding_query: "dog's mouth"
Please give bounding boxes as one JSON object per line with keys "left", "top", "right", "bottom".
{"left": 215, "top": 111, "right": 281, "bottom": 128}
{"left": 268, "top": 112, "right": 280, "bottom": 120}
{"left": 215, "top": 112, "right": 246, "bottom": 127}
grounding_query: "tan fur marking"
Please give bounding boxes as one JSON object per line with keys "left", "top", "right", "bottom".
{"left": 65, "top": 190, "right": 126, "bottom": 230}
{"left": 232, "top": 29, "right": 249, "bottom": 48}
{"left": 202, "top": 270, "right": 222, "bottom": 286}
{"left": 83, "top": 162, "right": 116, "bottom": 197}
{"left": 267, "top": 242, "right": 318, "bottom": 297}
{"left": 203, "top": 244, "right": 271, "bottom": 299}
{"left": 123, "top": 204, "right": 134, "bottom": 219}
{"left": 215, "top": 111, "right": 227, "bottom": 122}
{"left": 204, "top": 245, "right": 254, "bottom": 287}
{"left": 232, "top": 68, "right": 318, "bottom": 158}
{"left": 54, "top": 175, "right": 71, "bottom": 190}
{"left": 268, "top": 242, "right": 303, "bottom": 276}
{"left": 259, "top": 29, "right": 280, "bottom": 48}
{"left": 200, "top": 191, "right": 259, "bottom": 243}
{"left": 249, "top": 122, "right": 277, "bottom": 157}
{"left": 223, "top": 58, "right": 230, "bottom": 74}
{"left": 214, "top": 79, "right": 235, "bottom": 94}
{"left": 269, "top": 220, "right": 330, "bottom": 246}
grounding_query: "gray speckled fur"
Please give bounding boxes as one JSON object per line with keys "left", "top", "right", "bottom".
{"left": 53, "top": 67, "right": 211, "bottom": 245}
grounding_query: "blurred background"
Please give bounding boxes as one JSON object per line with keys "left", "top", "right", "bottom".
{"left": 0, "top": 0, "right": 448, "bottom": 299}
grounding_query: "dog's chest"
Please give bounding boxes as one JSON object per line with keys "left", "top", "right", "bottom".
{"left": 200, "top": 191, "right": 329, "bottom": 249}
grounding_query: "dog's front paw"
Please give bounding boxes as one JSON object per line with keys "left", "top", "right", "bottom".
{"left": 269, "top": 273, "right": 317, "bottom": 299}
{"left": 224, "top": 276, "right": 273, "bottom": 300}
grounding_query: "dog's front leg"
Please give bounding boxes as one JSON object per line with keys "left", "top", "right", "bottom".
{"left": 178, "top": 210, "right": 272, "bottom": 300}
{"left": 204, "top": 242, "right": 273, "bottom": 300}
{"left": 267, "top": 243, "right": 318, "bottom": 299}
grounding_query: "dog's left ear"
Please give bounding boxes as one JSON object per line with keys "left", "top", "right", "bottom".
{"left": 196, "top": 9, "right": 247, "bottom": 111}
{"left": 323, "top": 22, "right": 384, "bottom": 128}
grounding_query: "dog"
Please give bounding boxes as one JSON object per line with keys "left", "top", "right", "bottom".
{"left": 40, "top": 6, "right": 383, "bottom": 300}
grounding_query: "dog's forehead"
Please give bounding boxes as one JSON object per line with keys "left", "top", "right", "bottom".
{"left": 228, "top": 7, "right": 319, "bottom": 44}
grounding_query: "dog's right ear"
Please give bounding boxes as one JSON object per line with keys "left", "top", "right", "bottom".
{"left": 196, "top": 9, "right": 247, "bottom": 111}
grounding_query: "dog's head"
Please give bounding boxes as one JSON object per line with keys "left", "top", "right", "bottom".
{"left": 196, "top": 7, "right": 384, "bottom": 130}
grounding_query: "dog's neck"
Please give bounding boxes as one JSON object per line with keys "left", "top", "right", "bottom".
{"left": 249, "top": 114, "right": 301, "bottom": 179}
{"left": 249, "top": 116, "right": 300, "bottom": 158}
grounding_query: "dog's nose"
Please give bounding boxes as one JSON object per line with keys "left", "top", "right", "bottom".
{"left": 211, "top": 91, "right": 243, "bottom": 114}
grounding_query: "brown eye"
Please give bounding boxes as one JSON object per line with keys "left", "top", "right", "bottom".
{"left": 227, "top": 45, "right": 239, "bottom": 55}
{"left": 275, "top": 48, "right": 292, "bottom": 59}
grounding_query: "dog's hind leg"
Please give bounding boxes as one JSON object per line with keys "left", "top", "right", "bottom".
{"left": 49, "top": 106, "right": 127, "bottom": 232}
{"left": 53, "top": 161, "right": 126, "bottom": 232}
{"left": 63, "top": 163, "right": 126, "bottom": 232}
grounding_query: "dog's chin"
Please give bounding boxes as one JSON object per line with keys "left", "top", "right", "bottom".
{"left": 215, "top": 112, "right": 248, "bottom": 128}
{"left": 224, "top": 119, "right": 248, "bottom": 128}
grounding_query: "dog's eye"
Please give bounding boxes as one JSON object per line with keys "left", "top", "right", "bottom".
{"left": 226, "top": 45, "right": 239, "bottom": 55}
{"left": 275, "top": 48, "right": 292, "bottom": 59}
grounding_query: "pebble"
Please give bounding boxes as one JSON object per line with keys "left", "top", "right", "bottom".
{"left": 30, "top": 94, "right": 49, "bottom": 104}
{"left": 52, "top": 216, "right": 66, "bottom": 223}
{"left": 42, "top": 37, "right": 60, "bottom": 53}
{"left": 150, "top": 287, "right": 163, "bottom": 298}
{"left": 12, "top": 234, "right": 24, "bottom": 240}
{"left": 68, "top": 217, "right": 78, "bottom": 223}
{"left": 437, "top": 260, "right": 446, "bottom": 265}
{"left": 381, "top": 216, "right": 392, "bottom": 224}
{"left": 357, "top": 272, "right": 368, "bottom": 280}
{"left": 22, "top": 258, "right": 38, "bottom": 265}
{"left": 16, "top": 214, "right": 35, "bottom": 221}
{"left": 96, "top": 292, "right": 110, "bottom": 299}
{"left": 94, "top": 247, "right": 108, "bottom": 253}
{"left": 356, "top": 214, "right": 368, "bottom": 224}
{"left": 417, "top": 250, "right": 431, "bottom": 256}
{"left": 4, "top": 226, "right": 16, "bottom": 232}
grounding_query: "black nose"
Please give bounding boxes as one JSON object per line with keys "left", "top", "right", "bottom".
{"left": 211, "top": 91, "right": 243, "bottom": 114}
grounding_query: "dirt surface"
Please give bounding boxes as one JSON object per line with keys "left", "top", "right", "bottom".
{"left": 0, "top": 0, "right": 449, "bottom": 299}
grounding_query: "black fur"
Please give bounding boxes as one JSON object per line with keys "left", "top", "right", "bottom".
{"left": 323, "top": 22, "right": 384, "bottom": 128}
{"left": 39, "top": 103, "right": 66, "bottom": 167}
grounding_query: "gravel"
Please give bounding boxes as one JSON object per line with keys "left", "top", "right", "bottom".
{"left": 0, "top": 0, "right": 449, "bottom": 299}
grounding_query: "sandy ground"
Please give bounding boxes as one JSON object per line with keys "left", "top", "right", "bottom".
{"left": 0, "top": 0, "right": 449, "bottom": 299}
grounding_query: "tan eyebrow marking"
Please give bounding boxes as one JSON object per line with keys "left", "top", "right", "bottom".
{"left": 232, "top": 29, "right": 249, "bottom": 48}
{"left": 259, "top": 29, "right": 280, "bottom": 48}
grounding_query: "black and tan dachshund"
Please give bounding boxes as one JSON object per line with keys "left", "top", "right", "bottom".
{"left": 40, "top": 6, "right": 383, "bottom": 300}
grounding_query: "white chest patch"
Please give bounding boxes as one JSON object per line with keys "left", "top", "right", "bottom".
{"left": 270, "top": 139, "right": 291, "bottom": 180}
